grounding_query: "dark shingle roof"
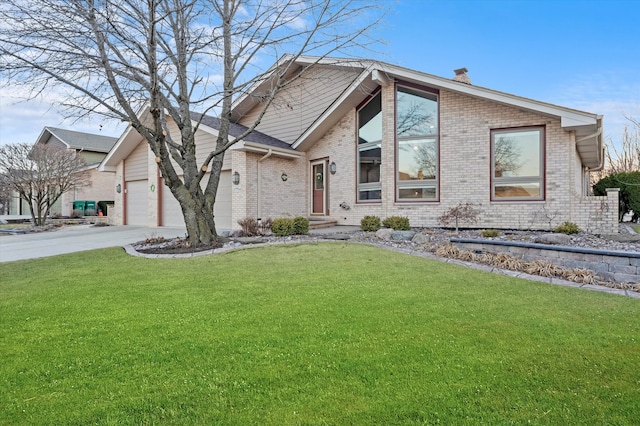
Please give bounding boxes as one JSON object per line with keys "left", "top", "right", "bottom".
{"left": 45, "top": 127, "right": 118, "bottom": 153}
{"left": 191, "top": 112, "right": 294, "bottom": 151}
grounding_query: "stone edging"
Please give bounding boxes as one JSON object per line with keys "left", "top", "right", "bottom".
{"left": 451, "top": 238, "right": 640, "bottom": 285}
{"left": 123, "top": 239, "right": 639, "bottom": 299}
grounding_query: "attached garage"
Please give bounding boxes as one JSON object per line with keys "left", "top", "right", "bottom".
{"left": 161, "top": 170, "right": 232, "bottom": 230}
{"left": 125, "top": 180, "right": 148, "bottom": 225}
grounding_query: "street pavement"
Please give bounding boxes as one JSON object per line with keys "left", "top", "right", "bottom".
{"left": 0, "top": 225, "right": 187, "bottom": 262}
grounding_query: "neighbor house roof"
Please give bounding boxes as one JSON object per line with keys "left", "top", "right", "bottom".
{"left": 232, "top": 55, "right": 604, "bottom": 169}
{"left": 35, "top": 127, "right": 118, "bottom": 153}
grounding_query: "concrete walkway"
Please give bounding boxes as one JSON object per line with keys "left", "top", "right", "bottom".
{"left": 0, "top": 225, "right": 187, "bottom": 262}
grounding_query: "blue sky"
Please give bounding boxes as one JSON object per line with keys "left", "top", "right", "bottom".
{"left": 1, "top": 0, "right": 638, "bottom": 149}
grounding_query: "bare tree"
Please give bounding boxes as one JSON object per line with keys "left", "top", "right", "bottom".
{"left": 493, "top": 136, "right": 522, "bottom": 177}
{"left": 607, "top": 120, "right": 640, "bottom": 174}
{"left": 0, "top": 0, "right": 382, "bottom": 246}
{"left": 591, "top": 117, "right": 640, "bottom": 185}
{"left": 0, "top": 143, "right": 89, "bottom": 226}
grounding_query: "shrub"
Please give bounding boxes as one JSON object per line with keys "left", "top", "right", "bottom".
{"left": 292, "top": 216, "right": 309, "bottom": 235}
{"left": 237, "top": 217, "right": 259, "bottom": 237}
{"left": 555, "top": 221, "right": 580, "bottom": 235}
{"left": 71, "top": 209, "right": 84, "bottom": 218}
{"left": 593, "top": 171, "right": 640, "bottom": 222}
{"left": 360, "top": 215, "right": 381, "bottom": 232}
{"left": 481, "top": 229, "right": 500, "bottom": 238}
{"left": 438, "top": 203, "right": 481, "bottom": 232}
{"left": 259, "top": 218, "right": 273, "bottom": 235}
{"left": 271, "top": 218, "right": 294, "bottom": 236}
{"left": 382, "top": 216, "right": 410, "bottom": 230}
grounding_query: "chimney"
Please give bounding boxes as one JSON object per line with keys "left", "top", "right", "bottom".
{"left": 453, "top": 67, "right": 471, "bottom": 84}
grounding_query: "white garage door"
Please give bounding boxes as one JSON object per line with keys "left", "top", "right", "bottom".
{"left": 126, "top": 180, "right": 148, "bottom": 226}
{"left": 161, "top": 183, "right": 183, "bottom": 227}
{"left": 161, "top": 171, "right": 232, "bottom": 230}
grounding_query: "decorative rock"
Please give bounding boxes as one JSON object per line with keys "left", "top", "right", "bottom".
{"left": 533, "top": 233, "right": 571, "bottom": 245}
{"left": 391, "top": 230, "right": 416, "bottom": 241}
{"left": 375, "top": 228, "right": 393, "bottom": 240}
{"left": 235, "top": 237, "right": 266, "bottom": 244}
{"left": 412, "top": 233, "right": 431, "bottom": 244}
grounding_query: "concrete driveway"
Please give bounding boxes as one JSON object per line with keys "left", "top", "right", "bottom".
{"left": 0, "top": 225, "right": 187, "bottom": 262}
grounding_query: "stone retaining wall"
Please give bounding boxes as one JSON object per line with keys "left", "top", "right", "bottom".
{"left": 451, "top": 238, "right": 640, "bottom": 284}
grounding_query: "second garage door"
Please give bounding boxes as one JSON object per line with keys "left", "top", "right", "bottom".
{"left": 126, "top": 180, "right": 148, "bottom": 226}
{"left": 161, "top": 171, "right": 232, "bottom": 230}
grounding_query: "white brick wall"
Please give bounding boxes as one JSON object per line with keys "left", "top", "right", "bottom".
{"left": 276, "top": 85, "right": 618, "bottom": 233}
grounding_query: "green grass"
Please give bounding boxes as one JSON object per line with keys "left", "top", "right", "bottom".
{"left": 1, "top": 243, "right": 639, "bottom": 425}
{"left": 632, "top": 224, "right": 640, "bottom": 233}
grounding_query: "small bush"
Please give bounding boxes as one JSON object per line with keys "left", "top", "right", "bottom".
{"left": 481, "top": 229, "right": 500, "bottom": 238}
{"left": 271, "top": 218, "right": 294, "bottom": 237}
{"left": 259, "top": 218, "right": 273, "bottom": 235}
{"left": 360, "top": 215, "right": 381, "bottom": 232}
{"left": 71, "top": 209, "right": 84, "bottom": 218}
{"left": 382, "top": 216, "right": 410, "bottom": 231}
{"left": 292, "top": 216, "right": 309, "bottom": 235}
{"left": 237, "top": 217, "right": 259, "bottom": 237}
{"left": 438, "top": 203, "right": 481, "bottom": 232}
{"left": 555, "top": 221, "right": 580, "bottom": 235}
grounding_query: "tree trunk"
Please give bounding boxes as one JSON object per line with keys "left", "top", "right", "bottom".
{"left": 166, "top": 178, "right": 219, "bottom": 247}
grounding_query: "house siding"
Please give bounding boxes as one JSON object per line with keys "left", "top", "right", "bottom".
{"left": 237, "top": 65, "right": 361, "bottom": 145}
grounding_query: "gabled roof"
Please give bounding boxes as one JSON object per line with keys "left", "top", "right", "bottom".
{"left": 35, "top": 127, "right": 118, "bottom": 153}
{"left": 191, "top": 112, "right": 293, "bottom": 151}
{"left": 100, "top": 110, "right": 296, "bottom": 171}
{"left": 232, "top": 55, "right": 603, "bottom": 169}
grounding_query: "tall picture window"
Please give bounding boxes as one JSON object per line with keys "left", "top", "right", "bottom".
{"left": 491, "top": 127, "right": 545, "bottom": 200}
{"left": 357, "top": 91, "right": 382, "bottom": 202}
{"left": 396, "top": 85, "right": 439, "bottom": 200}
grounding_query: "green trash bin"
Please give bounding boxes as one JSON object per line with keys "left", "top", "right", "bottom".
{"left": 72, "top": 200, "right": 86, "bottom": 215}
{"left": 85, "top": 200, "right": 97, "bottom": 215}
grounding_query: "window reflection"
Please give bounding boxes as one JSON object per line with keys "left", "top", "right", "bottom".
{"left": 396, "top": 86, "right": 438, "bottom": 200}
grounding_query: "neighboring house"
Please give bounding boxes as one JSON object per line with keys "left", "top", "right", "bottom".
{"left": 35, "top": 127, "right": 118, "bottom": 216}
{"left": 100, "top": 56, "right": 619, "bottom": 233}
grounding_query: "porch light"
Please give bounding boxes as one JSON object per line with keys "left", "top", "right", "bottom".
{"left": 116, "top": 183, "right": 122, "bottom": 193}
{"left": 232, "top": 171, "right": 240, "bottom": 185}
{"left": 329, "top": 161, "right": 337, "bottom": 175}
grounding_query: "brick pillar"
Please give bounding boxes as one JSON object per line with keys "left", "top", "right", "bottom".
{"left": 606, "top": 187, "right": 620, "bottom": 234}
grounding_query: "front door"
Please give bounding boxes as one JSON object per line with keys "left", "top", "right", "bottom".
{"left": 311, "top": 161, "right": 326, "bottom": 215}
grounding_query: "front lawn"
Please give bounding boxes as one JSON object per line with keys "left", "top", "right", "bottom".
{"left": 1, "top": 243, "right": 638, "bottom": 424}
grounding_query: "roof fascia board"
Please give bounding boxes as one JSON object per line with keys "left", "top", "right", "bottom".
{"left": 376, "top": 63, "right": 599, "bottom": 128}
{"left": 232, "top": 140, "right": 301, "bottom": 158}
{"left": 98, "top": 124, "right": 139, "bottom": 171}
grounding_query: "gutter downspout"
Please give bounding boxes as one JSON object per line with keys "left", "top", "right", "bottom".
{"left": 257, "top": 149, "right": 273, "bottom": 219}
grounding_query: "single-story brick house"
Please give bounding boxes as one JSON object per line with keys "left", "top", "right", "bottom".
{"left": 99, "top": 56, "right": 619, "bottom": 234}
